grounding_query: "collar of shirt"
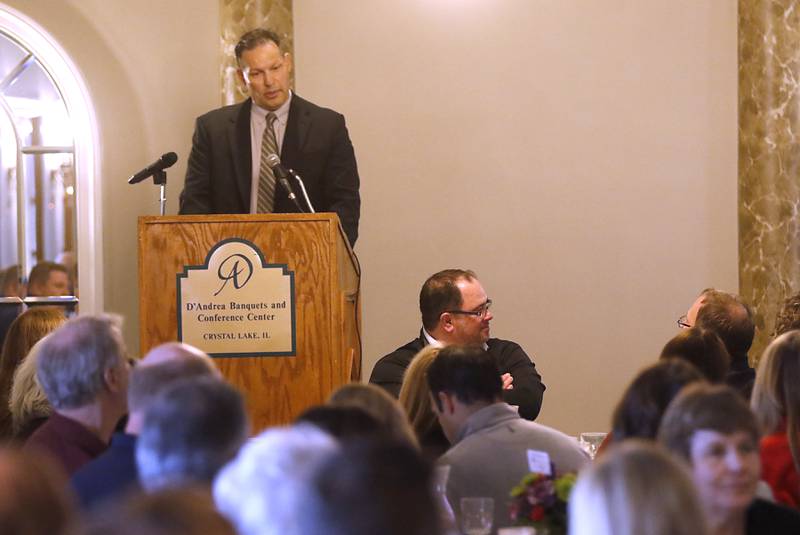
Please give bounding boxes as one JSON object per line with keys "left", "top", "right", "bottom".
{"left": 250, "top": 90, "right": 292, "bottom": 129}
{"left": 422, "top": 328, "right": 489, "bottom": 351}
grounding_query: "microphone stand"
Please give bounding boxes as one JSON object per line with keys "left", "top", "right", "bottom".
{"left": 288, "top": 168, "right": 316, "bottom": 213}
{"left": 153, "top": 169, "right": 167, "bottom": 215}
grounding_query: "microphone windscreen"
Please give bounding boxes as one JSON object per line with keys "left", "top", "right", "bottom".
{"left": 266, "top": 153, "right": 281, "bottom": 168}
{"left": 161, "top": 152, "right": 178, "bottom": 167}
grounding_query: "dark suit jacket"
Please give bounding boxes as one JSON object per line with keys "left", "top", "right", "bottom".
{"left": 71, "top": 432, "right": 139, "bottom": 510}
{"left": 369, "top": 332, "right": 546, "bottom": 420}
{"left": 179, "top": 95, "right": 360, "bottom": 246}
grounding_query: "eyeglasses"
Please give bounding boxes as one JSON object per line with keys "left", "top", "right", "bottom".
{"left": 446, "top": 299, "right": 492, "bottom": 319}
{"left": 677, "top": 314, "right": 691, "bottom": 329}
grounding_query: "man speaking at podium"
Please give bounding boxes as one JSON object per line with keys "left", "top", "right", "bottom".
{"left": 179, "top": 29, "right": 361, "bottom": 247}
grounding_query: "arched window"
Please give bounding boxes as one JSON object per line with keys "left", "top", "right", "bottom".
{"left": 0, "top": 5, "right": 100, "bottom": 311}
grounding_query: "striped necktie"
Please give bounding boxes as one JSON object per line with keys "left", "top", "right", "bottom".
{"left": 256, "top": 112, "right": 279, "bottom": 213}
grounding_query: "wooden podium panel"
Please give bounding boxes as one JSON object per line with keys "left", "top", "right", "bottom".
{"left": 138, "top": 213, "right": 360, "bottom": 431}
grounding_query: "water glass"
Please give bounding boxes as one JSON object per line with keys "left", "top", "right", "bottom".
{"left": 579, "top": 432, "right": 607, "bottom": 459}
{"left": 460, "top": 497, "right": 494, "bottom": 535}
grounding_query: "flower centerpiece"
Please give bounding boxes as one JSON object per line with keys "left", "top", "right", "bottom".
{"left": 508, "top": 470, "right": 577, "bottom": 535}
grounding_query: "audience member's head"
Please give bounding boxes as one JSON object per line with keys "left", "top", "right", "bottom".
{"left": 37, "top": 314, "right": 129, "bottom": 414}
{"left": 0, "top": 264, "right": 23, "bottom": 297}
{"left": 419, "top": 269, "right": 492, "bottom": 346}
{"left": 85, "top": 487, "right": 236, "bottom": 535}
{"left": 9, "top": 338, "right": 52, "bottom": 439}
{"left": 751, "top": 330, "right": 800, "bottom": 460}
{"left": 328, "top": 382, "right": 419, "bottom": 448}
{"left": 296, "top": 405, "right": 384, "bottom": 442}
{"left": 659, "top": 384, "right": 760, "bottom": 529}
{"left": 138, "top": 341, "right": 218, "bottom": 371}
{"left": 136, "top": 376, "right": 248, "bottom": 492}
{"left": 686, "top": 288, "right": 755, "bottom": 359}
{"left": 0, "top": 447, "right": 75, "bottom": 535}
{"left": 660, "top": 327, "right": 730, "bottom": 383}
{"left": 299, "top": 439, "right": 440, "bottom": 535}
{"left": 611, "top": 359, "right": 704, "bottom": 443}
{"left": 0, "top": 307, "right": 65, "bottom": 438}
{"left": 399, "top": 345, "right": 446, "bottom": 453}
{"left": 773, "top": 293, "right": 800, "bottom": 337}
{"left": 427, "top": 344, "right": 502, "bottom": 442}
{"left": 569, "top": 440, "right": 707, "bottom": 535}
{"left": 126, "top": 342, "right": 220, "bottom": 434}
{"left": 214, "top": 424, "right": 338, "bottom": 535}
{"left": 26, "top": 262, "right": 70, "bottom": 297}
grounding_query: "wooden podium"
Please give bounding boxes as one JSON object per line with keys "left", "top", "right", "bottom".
{"left": 137, "top": 213, "right": 361, "bottom": 431}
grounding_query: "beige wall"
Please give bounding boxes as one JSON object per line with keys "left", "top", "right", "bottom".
{"left": 4, "top": 1, "right": 738, "bottom": 434}
{"left": 294, "top": 1, "right": 738, "bottom": 434}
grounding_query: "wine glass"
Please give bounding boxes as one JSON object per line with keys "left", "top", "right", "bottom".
{"left": 579, "top": 432, "right": 607, "bottom": 459}
{"left": 460, "top": 497, "right": 494, "bottom": 535}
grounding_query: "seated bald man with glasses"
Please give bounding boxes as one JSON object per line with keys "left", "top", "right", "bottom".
{"left": 369, "top": 269, "right": 545, "bottom": 420}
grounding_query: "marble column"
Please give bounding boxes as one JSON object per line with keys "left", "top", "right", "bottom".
{"left": 739, "top": 0, "right": 800, "bottom": 362}
{"left": 220, "top": 0, "right": 293, "bottom": 105}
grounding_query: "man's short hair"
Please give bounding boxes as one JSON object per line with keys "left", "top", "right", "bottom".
{"left": 128, "top": 356, "right": 218, "bottom": 413}
{"left": 658, "top": 383, "right": 760, "bottom": 462}
{"left": 234, "top": 28, "right": 282, "bottom": 64}
{"left": 136, "top": 377, "right": 248, "bottom": 491}
{"left": 213, "top": 424, "right": 338, "bottom": 535}
{"left": 695, "top": 289, "right": 755, "bottom": 358}
{"left": 427, "top": 344, "right": 501, "bottom": 411}
{"left": 419, "top": 269, "right": 477, "bottom": 332}
{"left": 36, "top": 314, "right": 126, "bottom": 410}
{"left": 1, "top": 264, "right": 20, "bottom": 296}
{"left": 27, "top": 262, "right": 68, "bottom": 296}
{"left": 299, "top": 440, "right": 439, "bottom": 535}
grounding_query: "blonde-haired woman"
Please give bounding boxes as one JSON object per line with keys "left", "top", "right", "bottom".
{"left": 9, "top": 337, "right": 52, "bottom": 440}
{"left": 569, "top": 440, "right": 707, "bottom": 535}
{"left": 751, "top": 330, "right": 800, "bottom": 508}
{"left": 398, "top": 345, "right": 449, "bottom": 460}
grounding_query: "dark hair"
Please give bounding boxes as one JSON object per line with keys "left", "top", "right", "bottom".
{"left": 26, "top": 262, "right": 68, "bottom": 296}
{"left": 659, "top": 327, "right": 730, "bottom": 383}
{"left": 301, "top": 440, "right": 439, "bottom": 535}
{"left": 419, "top": 269, "right": 476, "bottom": 332}
{"left": 658, "top": 383, "right": 760, "bottom": 462}
{"left": 84, "top": 487, "right": 236, "bottom": 535}
{"left": 296, "top": 405, "right": 385, "bottom": 443}
{"left": 426, "top": 345, "right": 501, "bottom": 411}
{"left": 695, "top": 289, "right": 755, "bottom": 358}
{"left": 0, "top": 448, "right": 75, "bottom": 535}
{"left": 1, "top": 264, "right": 20, "bottom": 296}
{"left": 234, "top": 28, "right": 282, "bottom": 63}
{"left": 774, "top": 293, "right": 800, "bottom": 337}
{"left": 611, "top": 359, "right": 704, "bottom": 442}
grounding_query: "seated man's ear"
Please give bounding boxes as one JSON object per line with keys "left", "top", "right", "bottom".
{"left": 436, "top": 391, "right": 456, "bottom": 415}
{"left": 439, "top": 312, "right": 455, "bottom": 334}
{"left": 103, "top": 364, "right": 126, "bottom": 393}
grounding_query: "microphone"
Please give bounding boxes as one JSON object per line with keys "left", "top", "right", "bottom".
{"left": 265, "top": 154, "right": 299, "bottom": 203}
{"left": 128, "top": 152, "right": 178, "bottom": 184}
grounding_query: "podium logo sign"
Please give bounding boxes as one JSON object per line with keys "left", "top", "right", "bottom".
{"left": 176, "top": 238, "right": 296, "bottom": 357}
